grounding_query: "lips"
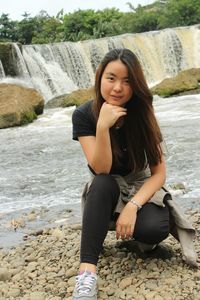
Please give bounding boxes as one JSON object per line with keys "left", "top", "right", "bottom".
{"left": 110, "top": 95, "right": 122, "bottom": 99}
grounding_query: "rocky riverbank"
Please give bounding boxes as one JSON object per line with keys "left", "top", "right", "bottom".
{"left": 0, "top": 210, "right": 199, "bottom": 300}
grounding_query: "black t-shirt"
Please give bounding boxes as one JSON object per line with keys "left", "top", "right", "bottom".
{"left": 72, "top": 100, "right": 96, "bottom": 141}
{"left": 72, "top": 100, "right": 132, "bottom": 175}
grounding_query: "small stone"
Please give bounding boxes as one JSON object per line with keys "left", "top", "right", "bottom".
{"left": 115, "top": 251, "right": 127, "bottom": 259}
{"left": 66, "top": 268, "right": 77, "bottom": 278}
{"left": 7, "top": 288, "right": 21, "bottom": 297}
{"left": 70, "top": 224, "right": 82, "bottom": 230}
{"left": 12, "top": 273, "right": 21, "bottom": 281}
{"left": 145, "top": 291, "right": 157, "bottom": 299}
{"left": 154, "top": 295, "right": 164, "bottom": 300}
{"left": 25, "top": 254, "right": 37, "bottom": 262}
{"left": 26, "top": 261, "right": 38, "bottom": 272}
{"left": 145, "top": 280, "right": 158, "bottom": 290}
{"left": 25, "top": 247, "right": 35, "bottom": 255}
{"left": 29, "top": 291, "right": 46, "bottom": 300}
{"left": 107, "top": 288, "right": 115, "bottom": 296}
{"left": 119, "top": 277, "right": 133, "bottom": 289}
{"left": 135, "top": 296, "right": 145, "bottom": 300}
{"left": 27, "top": 213, "right": 36, "bottom": 221}
{"left": 0, "top": 268, "right": 11, "bottom": 281}
{"left": 68, "top": 276, "right": 76, "bottom": 286}
{"left": 51, "top": 228, "right": 64, "bottom": 239}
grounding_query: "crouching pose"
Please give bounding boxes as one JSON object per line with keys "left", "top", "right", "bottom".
{"left": 72, "top": 48, "right": 197, "bottom": 300}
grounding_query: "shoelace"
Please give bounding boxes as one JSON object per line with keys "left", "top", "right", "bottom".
{"left": 76, "top": 271, "right": 96, "bottom": 295}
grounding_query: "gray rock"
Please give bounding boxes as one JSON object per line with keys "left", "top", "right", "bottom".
{"left": 7, "top": 288, "right": 21, "bottom": 297}
{"left": 0, "top": 268, "right": 11, "bottom": 281}
{"left": 29, "top": 292, "right": 46, "bottom": 300}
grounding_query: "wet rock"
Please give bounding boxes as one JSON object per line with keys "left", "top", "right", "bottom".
{"left": 151, "top": 68, "right": 200, "bottom": 97}
{"left": 0, "top": 83, "right": 44, "bottom": 129}
{"left": 45, "top": 87, "right": 94, "bottom": 108}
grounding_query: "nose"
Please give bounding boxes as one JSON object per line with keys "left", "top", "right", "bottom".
{"left": 113, "top": 81, "right": 122, "bottom": 92}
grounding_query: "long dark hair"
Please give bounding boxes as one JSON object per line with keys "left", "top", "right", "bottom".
{"left": 92, "top": 48, "right": 163, "bottom": 171}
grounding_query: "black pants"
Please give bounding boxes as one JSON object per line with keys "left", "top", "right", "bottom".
{"left": 81, "top": 174, "right": 170, "bottom": 265}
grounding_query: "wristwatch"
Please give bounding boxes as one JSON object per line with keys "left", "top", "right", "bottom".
{"left": 130, "top": 199, "right": 142, "bottom": 211}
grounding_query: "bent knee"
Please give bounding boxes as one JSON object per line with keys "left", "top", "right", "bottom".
{"left": 91, "top": 174, "right": 119, "bottom": 193}
{"left": 134, "top": 221, "right": 169, "bottom": 244}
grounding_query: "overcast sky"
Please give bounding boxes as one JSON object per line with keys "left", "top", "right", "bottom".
{"left": 0, "top": 0, "right": 155, "bottom": 20}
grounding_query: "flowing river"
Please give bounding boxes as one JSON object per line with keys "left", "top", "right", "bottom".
{"left": 0, "top": 94, "right": 200, "bottom": 247}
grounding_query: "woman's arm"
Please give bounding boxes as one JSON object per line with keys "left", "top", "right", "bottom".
{"left": 116, "top": 153, "right": 166, "bottom": 240}
{"left": 130, "top": 154, "right": 166, "bottom": 207}
{"left": 78, "top": 103, "right": 127, "bottom": 174}
{"left": 79, "top": 125, "right": 112, "bottom": 174}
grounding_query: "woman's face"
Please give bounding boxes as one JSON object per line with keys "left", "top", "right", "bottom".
{"left": 100, "top": 59, "right": 133, "bottom": 106}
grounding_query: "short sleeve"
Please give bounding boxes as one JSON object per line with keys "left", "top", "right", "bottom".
{"left": 72, "top": 101, "right": 96, "bottom": 141}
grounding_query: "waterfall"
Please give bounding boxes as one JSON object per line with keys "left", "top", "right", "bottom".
{"left": 0, "top": 60, "right": 5, "bottom": 79}
{"left": 11, "top": 43, "right": 30, "bottom": 78}
{"left": 1, "top": 25, "right": 200, "bottom": 102}
{"left": 22, "top": 44, "right": 78, "bottom": 101}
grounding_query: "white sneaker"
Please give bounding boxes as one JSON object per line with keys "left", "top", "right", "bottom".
{"left": 72, "top": 270, "right": 98, "bottom": 300}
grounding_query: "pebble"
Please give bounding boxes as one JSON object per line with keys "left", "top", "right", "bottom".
{"left": 0, "top": 268, "right": 11, "bottom": 282}
{"left": 0, "top": 211, "right": 199, "bottom": 299}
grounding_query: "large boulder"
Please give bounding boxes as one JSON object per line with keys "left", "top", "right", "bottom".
{"left": 46, "top": 87, "right": 95, "bottom": 108}
{"left": 151, "top": 68, "right": 200, "bottom": 97}
{"left": 0, "top": 83, "right": 44, "bottom": 129}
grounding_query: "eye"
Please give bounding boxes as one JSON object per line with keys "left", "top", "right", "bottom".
{"left": 124, "top": 79, "right": 130, "bottom": 84}
{"left": 107, "top": 76, "right": 114, "bottom": 81}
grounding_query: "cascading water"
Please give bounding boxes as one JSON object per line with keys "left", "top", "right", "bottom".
{"left": 11, "top": 43, "right": 30, "bottom": 78}
{"left": 0, "top": 60, "right": 5, "bottom": 79}
{"left": 1, "top": 25, "right": 200, "bottom": 102}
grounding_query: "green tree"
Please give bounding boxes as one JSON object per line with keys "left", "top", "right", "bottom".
{"left": 63, "top": 9, "right": 97, "bottom": 41}
{"left": 32, "top": 17, "right": 64, "bottom": 44}
{"left": 125, "top": 5, "right": 159, "bottom": 33}
{"left": 62, "top": 8, "right": 124, "bottom": 41}
{"left": 158, "top": 0, "right": 200, "bottom": 28}
{"left": 135, "top": 11, "right": 158, "bottom": 32}
{"left": 17, "top": 11, "right": 55, "bottom": 44}
{"left": 93, "top": 8, "right": 124, "bottom": 38}
{"left": 17, "top": 17, "right": 38, "bottom": 44}
{"left": 0, "top": 13, "right": 18, "bottom": 42}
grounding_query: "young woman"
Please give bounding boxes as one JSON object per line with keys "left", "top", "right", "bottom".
{"left": 72, "top": 48, "right": 178, "bottom": 299}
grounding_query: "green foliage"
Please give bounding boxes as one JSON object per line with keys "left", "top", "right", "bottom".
{"left": 93, "top": 9, "right": 124, "bottom": 38}
{"left": 63, "top": 9, "right": 96, "bottom": 41}
{"left": 0, "top": 1, "right": 200, "bottom": 45}
{"left": 32, "top": 17, "right": 63, "bottom": 44}
{"left": 0, "top": 14, "right": 18, "bottom": 42}
{"left": 157, "top": 0, "right": 200, "bottom": 28}
{"left": 62, "top": 8, "right": 123, "bottom": 41}
{"left": 128, "top": 9, "right": 159, "bottom": 33}
{"left": 17, "top": 17, "right": 39, "bottom": 44}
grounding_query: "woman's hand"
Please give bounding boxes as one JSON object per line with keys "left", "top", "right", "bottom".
{"left": 116, "top": 202, "right": 138, "bottom": 240}
{"left": 98, "top": 102, "right": 127, "bottom": 129}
